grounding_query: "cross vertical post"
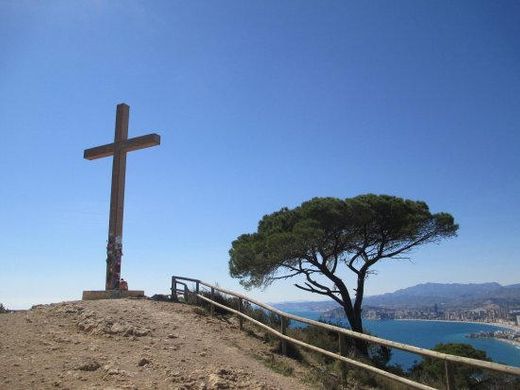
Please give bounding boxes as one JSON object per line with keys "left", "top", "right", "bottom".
{"left": 106, "top": 104, "right": 129, "bottom": 290}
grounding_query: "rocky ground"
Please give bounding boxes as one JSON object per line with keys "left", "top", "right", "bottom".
{"left": 0, "top": 298, "right": 311, "bottom": 389}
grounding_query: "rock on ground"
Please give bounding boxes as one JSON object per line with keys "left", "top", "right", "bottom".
{"left": 0, "top": 298, "right": 309, "bottom": 389}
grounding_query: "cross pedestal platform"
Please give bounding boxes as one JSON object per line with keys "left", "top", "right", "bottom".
{"left": 82, "top": 290, "right": 145, "bottom": 300}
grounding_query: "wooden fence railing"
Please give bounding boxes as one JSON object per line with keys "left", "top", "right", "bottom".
{"left": 170, "top": 276, "right": 520, "bottom": 390}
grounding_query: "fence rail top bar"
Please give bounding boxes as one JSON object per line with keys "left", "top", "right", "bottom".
{"left": 172, "top": 276, "right": 200, "bottom": 283}
{"left": 171, "top": 275, "right": 520, "bottom": 377}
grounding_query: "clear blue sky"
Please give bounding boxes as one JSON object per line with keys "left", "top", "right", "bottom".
{"left": 1, "top": 1, "right": 519, "bottom": 309}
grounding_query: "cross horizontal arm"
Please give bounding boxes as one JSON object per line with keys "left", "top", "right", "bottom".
{"left": 84, "top": 143, "right": 114, "bottom": 160}
{"left": 84, "top": 133, "right": 161, "bottom": 160}
{"left": 123, "top": 133, "right": 161, "bottom": 153}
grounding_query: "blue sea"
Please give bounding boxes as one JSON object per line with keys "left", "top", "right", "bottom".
{"left": 286, "top": 310, "right": 520, "bottom": 370}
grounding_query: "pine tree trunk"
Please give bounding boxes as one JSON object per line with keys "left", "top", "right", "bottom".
{"left": 344, "top": 309, "right": 369, "bottom": 356}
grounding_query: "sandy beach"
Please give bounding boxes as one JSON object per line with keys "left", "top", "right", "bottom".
{"left": 396, "top": 318, "right": 520, "bottom": 332}
{"left": 496, "top": 338, "right": 520, "bottom": 348}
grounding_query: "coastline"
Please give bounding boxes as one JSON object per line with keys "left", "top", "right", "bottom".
{"left": 496, "top": 338, "right": 520, "bottom": 348}
{"left": 394, "top": 319, "right": 520, "bottom": 348}
{"left": 395, "top": 318, "right": 520, "bottom": 332}
{"left": 317, "top": 315, "right": 520, "bottom": 366}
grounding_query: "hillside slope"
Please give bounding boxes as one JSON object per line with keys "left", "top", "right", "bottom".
{"left": 0, "top": 299, "right": 309, "bottom": 389}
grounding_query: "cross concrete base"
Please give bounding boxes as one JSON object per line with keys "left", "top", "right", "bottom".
{"left": 82, "top": 290, "right": 145, "bottom": 300}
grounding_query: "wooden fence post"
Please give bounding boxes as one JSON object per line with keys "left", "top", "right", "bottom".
{"left": 338, "top": 333, "right": 346, "bottom": 356}
{"left": 210, "top": 287, "right": 215, "bottom": 316}
{"left": 195, "top": 281, "right": 200, "bottom": 305}
{"left": 338, "top": 332, "right": 347, "bottom": 381}
{"left": 238, "top": 298, "right": 244, "bottom": 331}
{"left": 280, "top": 315, "right": 288, "bottom": 356}
{"left": 184, "top": 284, "right": 188, "bottom": 303}
{"left": 171, "top": 277, "right": 178, "bottom": 302}
{"left": 445, "top": 360, "right": 455, "bottom": 390}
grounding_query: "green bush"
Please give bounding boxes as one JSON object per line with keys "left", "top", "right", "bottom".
{"left": 410, "top": 343, "right": 489, "bottom": 389}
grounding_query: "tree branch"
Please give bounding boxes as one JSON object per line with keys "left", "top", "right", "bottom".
{"left": 270, "top": 271, "right": 302, "bottom": 281}
{"left": 347, "top": 253, "right": 362, "bottom": 275}
{"left": 294, "top": 283, "right": 344, "bottom": 306}
{"left": 376, "top": 232, "right": 437, "bottom": 261}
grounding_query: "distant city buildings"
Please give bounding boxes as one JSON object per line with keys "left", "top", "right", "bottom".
{"left": 359, "top": 304, "right": 520, "bottom": 327}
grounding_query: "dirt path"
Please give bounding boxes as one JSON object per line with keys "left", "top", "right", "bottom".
{"left": 0, "top": 299, "right": 310, "bottom": 389}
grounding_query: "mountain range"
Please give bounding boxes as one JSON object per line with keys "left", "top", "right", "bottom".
{"left": 273, "top": 282, "right": 520, "bottom": 312}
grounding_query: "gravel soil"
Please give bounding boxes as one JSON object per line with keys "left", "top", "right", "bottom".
{"left": 0, "top": 298, "right": 311, "bottom": 389}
